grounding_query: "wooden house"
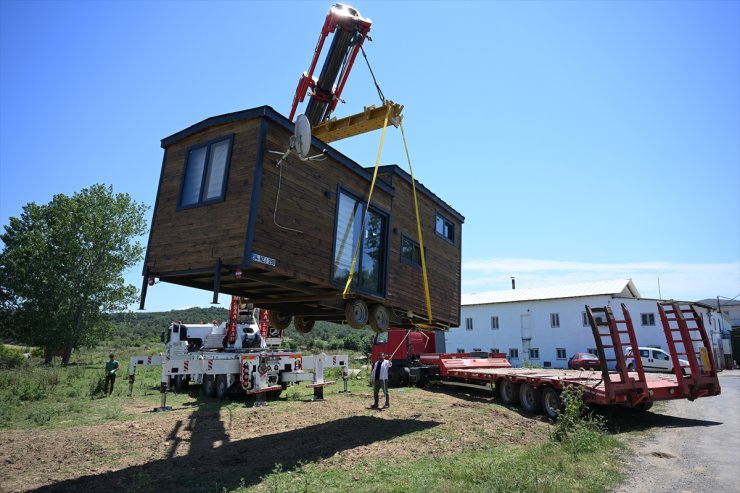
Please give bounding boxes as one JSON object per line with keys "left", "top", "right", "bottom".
{"left": 140, "top": 106, "right": 464, "bottom": 332}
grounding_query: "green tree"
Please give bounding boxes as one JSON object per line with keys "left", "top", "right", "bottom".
{"left": 0, "top": 184, "right": 148, "bottom": 365}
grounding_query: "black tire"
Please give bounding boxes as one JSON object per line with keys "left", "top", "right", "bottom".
{"left": 387, "top": 367, "right": 402, "bottom": 387}
{"left": 497, "top": 380, "right": 520, "bottom": 406}
{"left": 542, "top": 387, "right": 563, "bottom": 420}
{"left": 345, "top": 299, "right": 369, "bottom": 329}
{"left": 201, "top": 375, "right": 216, "bottom": 398}
{"left": 519, "top": 383, "right": 543, "bottom": 414}
{"left": 369, "top": 304, "right": 390, "bottom": 333}
{"left": 633, "top": 401, "right": 654, "bottom": 412}
{"left": 266, "top": 389, "right": 283, "bottom": 399}
{"left": 174, "top": 374, "right": 188, "bottom": 392}
{"left": 294, "top": 317, "right": 315, "bottom": 334}
{"left": 268, "top": 311, "right": 292, "bottom": 331}
{"left": 215, "top": 374, "right": 229, "bottom": 400}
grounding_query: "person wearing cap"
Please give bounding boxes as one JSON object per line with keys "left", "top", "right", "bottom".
{"left": 370, "top": 352, "right": 392, "bottom": 409}
{"left": 103, "top": 353, "right": 120, "bottom": 396}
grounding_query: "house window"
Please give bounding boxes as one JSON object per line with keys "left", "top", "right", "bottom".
{"left": 490, "top": 316, "right": 499, "bottom": 330}
{"left": 400, "top": 235, "right": 422, "bottom": 267}
{"left": 509, "top": 348, "right": 519, "bottom": 359}
{"left": 641, "top": 313, "right": 656, "bottom": 326}
{"left": 556, "top": 348, "right": 567, "bottom": 359}
{"left": 332, "top": 191, "right": 387, "bottom": 295}
{"left": 179, "top": 135, "right": 233, "bottom": 208}
{"left": 435, "top": 212, "right": 455, "bottom": 243}
{"left": 465, "top": 318, "right": 473, "bottom": 331}
{"left": 529, "top": 348, "right": 540, "bottom": 359}
{"left": 550, "top": 313, "right": 560, "bottom": 328}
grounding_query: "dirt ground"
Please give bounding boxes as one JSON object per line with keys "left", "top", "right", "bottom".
{"left": 0, "top": 386, "right": 548, "bottom": 493}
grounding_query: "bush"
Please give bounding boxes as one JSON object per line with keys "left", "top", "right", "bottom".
{"left": 0, "top": 345, "right": 27, "bottom": 369}
{"left": 551, "top": 386, "right": 609, "bottom": 457}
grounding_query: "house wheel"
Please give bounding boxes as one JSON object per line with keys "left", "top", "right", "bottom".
{"left": 201, "top": 375, "right": 216, "bottom": 398}
{"left": 369, "top": 304, "right": 390, "bottom": 333}
{"left": 497, "top": 380, "right": 520, "bottom": 406}
{"left": 519, "top": 383, "right": 543, "bottom": 414}
{"left": 294, "top": 317, "right": 315, "bottom": 334}
{"left": 215, "top": 375, "right": 229, "bottom": 400}
{"left": 268, "top": 311, "right": 292, "bottom": 330}
{"left": 542, "top": 387, "right": 563, "bottom": 420}
{"left": 345, "top": 299, "right": 369, "bottom": 329}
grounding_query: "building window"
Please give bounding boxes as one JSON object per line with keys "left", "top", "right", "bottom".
{"left": 550, "top": 313, "right": 560, "bottom": 328}
{"left": 583, "top": 311, "right": 605, "bottom": 326}
{"left": 509, "top": 348, "right": 519, "bottom": 359}
{"left": 529, "top": 348, "right": 540, "bottom": 359}
{"left": 179, "top": 135, "right": 234, "bottom": 208}
{"left": 435, "top": 212, "right": 455, "bottom": 243}
{"left": 473, "top": 347, "right": 482, "bottom": 352}
{"left": 332, "top": 191, "right": 387, "bottom": 295}
{"left": 400, "top": 235, "right": 422, "bottom": 267}
{"left": 491, "top": 348, "right": 500, "bottom": 354}
{"left": 491, "top": 316, "right": 499, "bottom": 330}
{"left": 465, "top": 318, "right": 473, "bottom": 331}
{"left": 556, "top": 348, "right": 567, "bottom": 359}
{"left": 641, "top": 313, "right": 656, "bottom": 326}
{"left": 457, "top": 348, "right": 465, "bottom": 354}
{"left": 588, "top": 348, "right": 597, "bottom": 356}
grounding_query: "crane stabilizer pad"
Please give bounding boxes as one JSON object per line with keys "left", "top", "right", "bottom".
{"left": 313, "top": 101, "right": 404, "bottom": 143}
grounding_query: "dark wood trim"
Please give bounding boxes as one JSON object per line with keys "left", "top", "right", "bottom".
{"left": 378, "top": 164, "right": 464, "bottom": 222}
{"left": 142, "top": 148, "right": 168, "bottom": 275}
{"left": 243, "top": 118, "right": 268, "bottom": 266}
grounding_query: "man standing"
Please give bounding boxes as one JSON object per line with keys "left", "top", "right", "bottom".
{"left": 103, "top": 353, "right": 120, "bottom": 397}
{"left": 370, "top": 352, "right": 392, "bottom": 409}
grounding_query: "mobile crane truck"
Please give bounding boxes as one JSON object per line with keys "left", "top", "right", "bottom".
{"left": 372, "top": 302, "right": 721, "bottom": 419}
{"left": 129, "top": 296, "right": 348, "bottom": 410}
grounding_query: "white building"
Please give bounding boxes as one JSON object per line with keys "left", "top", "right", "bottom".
{"left": 444, "top": 279, "right": 723, "bottom": 368}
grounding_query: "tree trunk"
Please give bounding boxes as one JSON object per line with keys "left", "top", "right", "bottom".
{"left": 43, "top": 346, "right": 54, "bottom": 366}
{"left": 63, "top": 308, "right": 84, "bottom": 366}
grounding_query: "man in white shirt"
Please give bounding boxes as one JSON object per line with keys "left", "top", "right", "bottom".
{"left": 370, "top": 352, "right": 392, "bottom": 409}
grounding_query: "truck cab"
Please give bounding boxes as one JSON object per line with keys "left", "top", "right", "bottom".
{"left": 372, "top": 329, "right": 439, "bottom": 385}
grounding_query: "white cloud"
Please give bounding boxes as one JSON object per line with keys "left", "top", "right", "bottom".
{"left": 462, "top": 258, "right": 740, "bottom": 301}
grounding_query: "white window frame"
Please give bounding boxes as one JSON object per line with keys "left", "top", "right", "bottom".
{"left": 550, "top": 313, "right": 560, "bottom": 328}
{"left": 509, "top": 348, "right": 519, "bottom": 359}
{"left": 641, "top": 313, "right": 656, "bottom": 326}
{"left": 465, "top": 318, "right": 473, "bottom": 331}
{"left": 556, "top": 348, "right": 567, "bottom": 359}
{"left": 490, "top": 316, "right": 499, "bottom": 330}
{"left": 529, "top": 348, "right": 540, "bottom": 359}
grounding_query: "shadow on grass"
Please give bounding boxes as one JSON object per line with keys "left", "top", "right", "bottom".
{"left": 29, "top": 412, "right": 440, "bottom": 493}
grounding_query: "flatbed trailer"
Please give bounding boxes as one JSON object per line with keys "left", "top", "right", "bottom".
{"left": 421, "top": 302, "right": 721, "bottom": 419}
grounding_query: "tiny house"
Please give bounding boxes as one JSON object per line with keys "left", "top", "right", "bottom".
{"left": 140, "top": 106, "right": 463, "bottom": 332}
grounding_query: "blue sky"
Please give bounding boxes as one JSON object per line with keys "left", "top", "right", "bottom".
{"left": 1, "top": 1, "right": 738, "bottom": 312}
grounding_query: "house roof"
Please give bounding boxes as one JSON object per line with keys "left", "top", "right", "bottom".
{"left": 461, "top": 279, "right": 641, "bottom": 306}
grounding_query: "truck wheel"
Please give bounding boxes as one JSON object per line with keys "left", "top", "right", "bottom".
{"left": 215, "top": 375, "right": 229, "bottom": 400}
{"left": 387, "top": 367, "right": 402, "bottom": 387}
{"left": 519, "top": 383, "right": 542, "bottom": 414}
{"left": 345, "top": 299, "right": 368, "bottom": 329}
{"left": 294, "top": 317, "right": 315, "bottom": 334}
{"left": 174, "top": 374, "right": 188, "bottom": 392}
{"left": 268, "top": 311, "right": 293, "bottom": 330}
{"left": 267, "top": 389, "right": 283, "bottom": 399}
{"left": 497, "top": 380, "right": 520, "bottom": 406}
{"left": 369, "top": 304, "right": 390, "bottom": 333}
{"left": 542, "top": 387, "right": 563, "bottom": 420}
{"left": 201, "top": 375, "right": 216, "bottom": 398}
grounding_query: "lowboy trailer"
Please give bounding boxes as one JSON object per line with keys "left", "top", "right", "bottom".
{"left": 373, "top": 302, "right": 721, "bottom": 419}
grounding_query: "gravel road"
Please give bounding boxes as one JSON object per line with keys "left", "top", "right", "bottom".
{"left": 615, "top": 370, "right": 740, "bottom": 493}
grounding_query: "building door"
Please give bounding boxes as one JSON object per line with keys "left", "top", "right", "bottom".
{"left": 521, "top": 314, "right": 531, "bottom": 364}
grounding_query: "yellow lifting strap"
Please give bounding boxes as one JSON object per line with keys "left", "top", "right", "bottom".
{"left": 400, "top": 121, "right": 434, "bottom": 323}
{"left": 342, "top": 105, "right": 392, "bottom": 298}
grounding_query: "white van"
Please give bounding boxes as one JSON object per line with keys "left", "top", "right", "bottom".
{"left": 625, "top": 347, "right": 690, "bottom": 374}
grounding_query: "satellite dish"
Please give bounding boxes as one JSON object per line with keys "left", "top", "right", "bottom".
{"left": 292, "top": 114, "right": 311, "bottom": 160}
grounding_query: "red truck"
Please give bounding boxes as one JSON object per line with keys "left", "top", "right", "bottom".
{"left": 371, "top": 302, "right": 721, "bottom": 419}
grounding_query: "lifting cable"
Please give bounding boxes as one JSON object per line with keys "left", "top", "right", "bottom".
{"left": 360, "top": 43, "right": 385, "bottom": 104}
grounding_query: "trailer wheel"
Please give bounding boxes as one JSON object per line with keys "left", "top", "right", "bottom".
{"left": 542, "top": 387, "right": 563, "bottom": 420}
{"left": 633, "top": 401, "right": 653, "bottom": 412}
{"left": 215, "top": 375, "right": 229, "bottom": 400}
{"left": 519, "top": 383, "right": 542, "bottom": 414}
{"left": 345, "top": 299, "right": 369, "bottom": 329}
{"left": 201, "top": 375, "right": 216, "bottom": 398}
{"left": 268, "top": 311, "right": 293, "bottom": 331}
{"left": 497, "top": 380, "right": 520, "bottom": 406}
{"left": 294, "top": 317, "right": 315, "bottom": 334}
{"left": 369, "top": 304, "right": 390, "bottom": 333}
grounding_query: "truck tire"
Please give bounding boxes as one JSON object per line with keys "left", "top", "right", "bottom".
{"left": 174, "top": 374, "right": 188, "bottom": 392}
{"left": 369, "top": 304, "right": 390, "bottom": 333}
{"left": 215, "top": 375, "right": 229, "bottom": 400}
{"left": 268, "top": 311, "right": 293, "bottom": 330}
{"left": 267, "top": 389, "right": 283, "bottom": 399}
{"left": 542, "top": 387, "right": 563, "bottom": 420}
{"left": 519, "top": 383, "right": 542, "bottom": 414}
{"left": 387, "top": 367, "right": 401, "bottom": 387}
{"left": 294, "top": 317, "right": 315, "bottom": 334}
{"left": 201, "top": 375, "right": 216, "bottom": 398}
{"left": 497, "top": 380, "right": 520, "bottom": 406}
{"left": 345, "top": 299, "right": 369, "bottom": 329}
